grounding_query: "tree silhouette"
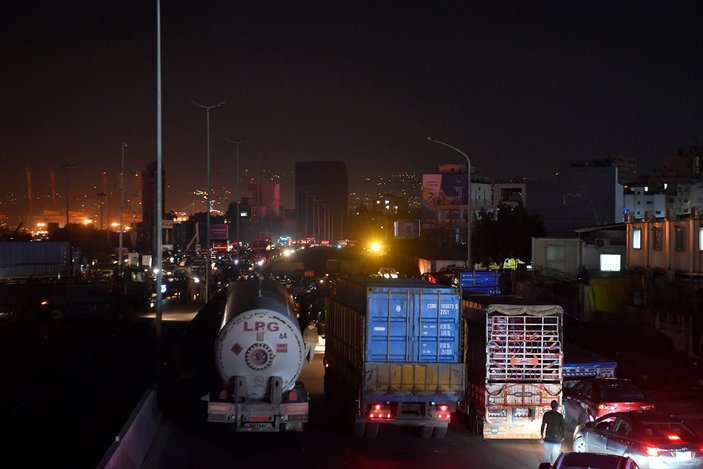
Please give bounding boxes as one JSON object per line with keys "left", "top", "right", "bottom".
{"left": 473, "top": 203, "right": 544, "bottom": 265}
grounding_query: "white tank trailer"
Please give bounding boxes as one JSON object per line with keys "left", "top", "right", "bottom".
{"left": 207, "top": 278, "right": 309, "bottom": 432}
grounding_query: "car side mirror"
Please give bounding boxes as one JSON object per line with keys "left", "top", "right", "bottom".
{"left": 538, "top": 463, "right": 552, "bottom": 469}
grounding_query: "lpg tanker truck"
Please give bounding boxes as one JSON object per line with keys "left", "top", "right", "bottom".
{"left": 206, "top": 278, "right": 309, "bottom": 431}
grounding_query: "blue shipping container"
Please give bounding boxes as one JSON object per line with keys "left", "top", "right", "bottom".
{"left": 334, "top": 278, "right": 462, "bottom": 364}
{"left": 459, "top": 271, "right": 501, "bottom": 294}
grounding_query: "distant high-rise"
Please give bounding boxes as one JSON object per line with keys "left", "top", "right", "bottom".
{"left": 295, "top": 161, "right": 348, "bottom": 241}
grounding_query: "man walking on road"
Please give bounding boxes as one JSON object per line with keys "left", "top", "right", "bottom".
{"left": 303, "top": 320, "right": 318, "bottom": 362}
{"left": 541, "top": 400, "right": 565, "bottom": 464}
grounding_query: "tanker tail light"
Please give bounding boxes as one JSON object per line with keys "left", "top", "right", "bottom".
{"left": 368, "top": 403, "right": 392, "bottom": 420}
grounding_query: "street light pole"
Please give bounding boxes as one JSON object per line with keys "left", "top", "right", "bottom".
{"left": 226, "top": 138, "right": 247, "bottom": 246}
{"left": 191, "top": 99, "right": 225, "bottom": 301}
{"left": 427, "top": 136, "right": 472, "bottom": 270}
{"left": 119, "top": 141, "right": 127, "bottom": 267}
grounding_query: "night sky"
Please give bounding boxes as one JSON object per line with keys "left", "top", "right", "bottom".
{"left": 2, "top": 1, "right": 702, "bottom": 221}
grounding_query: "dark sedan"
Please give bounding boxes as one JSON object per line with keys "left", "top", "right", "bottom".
{"left": 564, "top": 378, "right": 655, "bottom": 428}
{"left": 573, "top": 411, "right": 703, "bottom": 469}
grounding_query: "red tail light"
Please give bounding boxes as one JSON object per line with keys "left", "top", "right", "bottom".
{"left": 368, "top": 403, "right": 392, "bottom": 420}
{"left": 432, "top": 403, "right": 451, "bottom": 420}
{"left": 667, "top": 434, "right": 682, "bottom": 441}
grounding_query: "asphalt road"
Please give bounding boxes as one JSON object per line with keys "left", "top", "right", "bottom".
{"left": 144, "top": 352, "right": 550, "bottom": 469}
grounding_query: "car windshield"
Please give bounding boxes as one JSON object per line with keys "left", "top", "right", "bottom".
{"left": 638, "top": 421, "right": 698, "bottom": 442}
{"left": 598, "top": 384, "right": 646, "bottom": 401}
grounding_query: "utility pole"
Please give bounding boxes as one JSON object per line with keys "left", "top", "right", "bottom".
{"left": 427, "top": 136, "right": 472, "bottom": 269}
{"left": 119, "top": 141, "right": 127, "bottom": 267}
{"left": 191, "top": 99, "right": 225, "bottom": 301}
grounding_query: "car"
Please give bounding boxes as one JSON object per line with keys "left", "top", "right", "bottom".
{"left": 419, "top": 271, "right": 456, "bottom": 287}
{"left": 564, "top": 378, "right": 655, "bottom": 428}
{"left": 164, "top": 267, "right": 202, "bottom": 303}
{"left": 573, "top": 411, "right": 703, "bottom": 469}
{"left": 539, "top": 452, "right": 639, "bottom": 469}
{"left": 376, "top": 267, "right": 399, "bottom": 279}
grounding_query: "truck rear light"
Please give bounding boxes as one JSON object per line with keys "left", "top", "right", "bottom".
{"left": 208, "top": 402, "right": 234, "bottom": 414}
{"left": 282, "top": 403, "right": 308, "bottom": 415}
{"left": 368, "top": 403, "right": 392, "bottom": 420}
{"left": 432, "top": 403, "right": 451, "bottom": 420}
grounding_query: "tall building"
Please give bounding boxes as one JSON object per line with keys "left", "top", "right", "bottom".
{"left": 295, "top": 161, "right": 348, "bottom": 241}
{"left": 247, "top": 179, "right": 281, "bottom": 222}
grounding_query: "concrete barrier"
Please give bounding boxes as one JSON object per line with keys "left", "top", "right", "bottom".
{"left": 97, "top": 383, "right": 162, "bottom": 469}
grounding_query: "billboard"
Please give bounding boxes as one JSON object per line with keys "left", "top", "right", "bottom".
{"left": 210, "top": 223, "right": 229, "bottom": 241}
{"left": 394, "top": 219, "right": 421, "bottom": 239}
{"left": 422, "top": 173, "right": 467, "bottom": 222}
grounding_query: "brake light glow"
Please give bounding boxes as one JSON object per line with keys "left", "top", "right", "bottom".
{"left": 433, "top": 404, "right": 451, "bottom": 420}
{"left": 369, "top": 404, "right": 392, "bottom": 420}
{"left": 41, "top": 300, "right": 49, "bottom": 306}
{"left": 208, "top": 402, "right": 234, "bottom": 414}
{"left": 667, "top": 434, "right": 682, "bottom": 441}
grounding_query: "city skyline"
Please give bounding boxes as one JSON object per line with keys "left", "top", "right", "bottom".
{"left": 3, "top": 2, "right": 703, "bottom": 226}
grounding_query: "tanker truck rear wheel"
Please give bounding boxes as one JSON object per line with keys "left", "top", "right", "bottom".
{"left": 433, "top": 426, "right": 448, "bottom": 439}
{"left": 353, "top": 421, "right": 366, "bottom": 438}
{"left": 420, "top": 425, "right": 433, "bottom": 439}
{"left": 365, "top": 422, "right": 379, "bottom": 438}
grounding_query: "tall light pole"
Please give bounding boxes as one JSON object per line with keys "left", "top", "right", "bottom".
{"left": 118, "top": 141, "right": 127, "bottom": 267}
{"left": 427, "top": 136, "right": 472, "bottom": 270}
{"left": 226, "top": 137, "right": 247, "bottom": 245}
{"left": 60, "top": 163, "right": 75, "bottom": 227}
{"left": 155, "top": 0, "right": 164, "bottom": 381}
{"left": 191, "top": 99, "right": 225, "bottom": 301}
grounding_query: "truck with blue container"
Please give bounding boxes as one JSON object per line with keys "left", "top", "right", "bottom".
{"left": 323, "top": 278, "right": 465, "bottom": 438}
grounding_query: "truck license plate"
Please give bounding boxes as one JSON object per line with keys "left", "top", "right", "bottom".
{"left": 248, "top": 422, "right": 270, "bottom": 429}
